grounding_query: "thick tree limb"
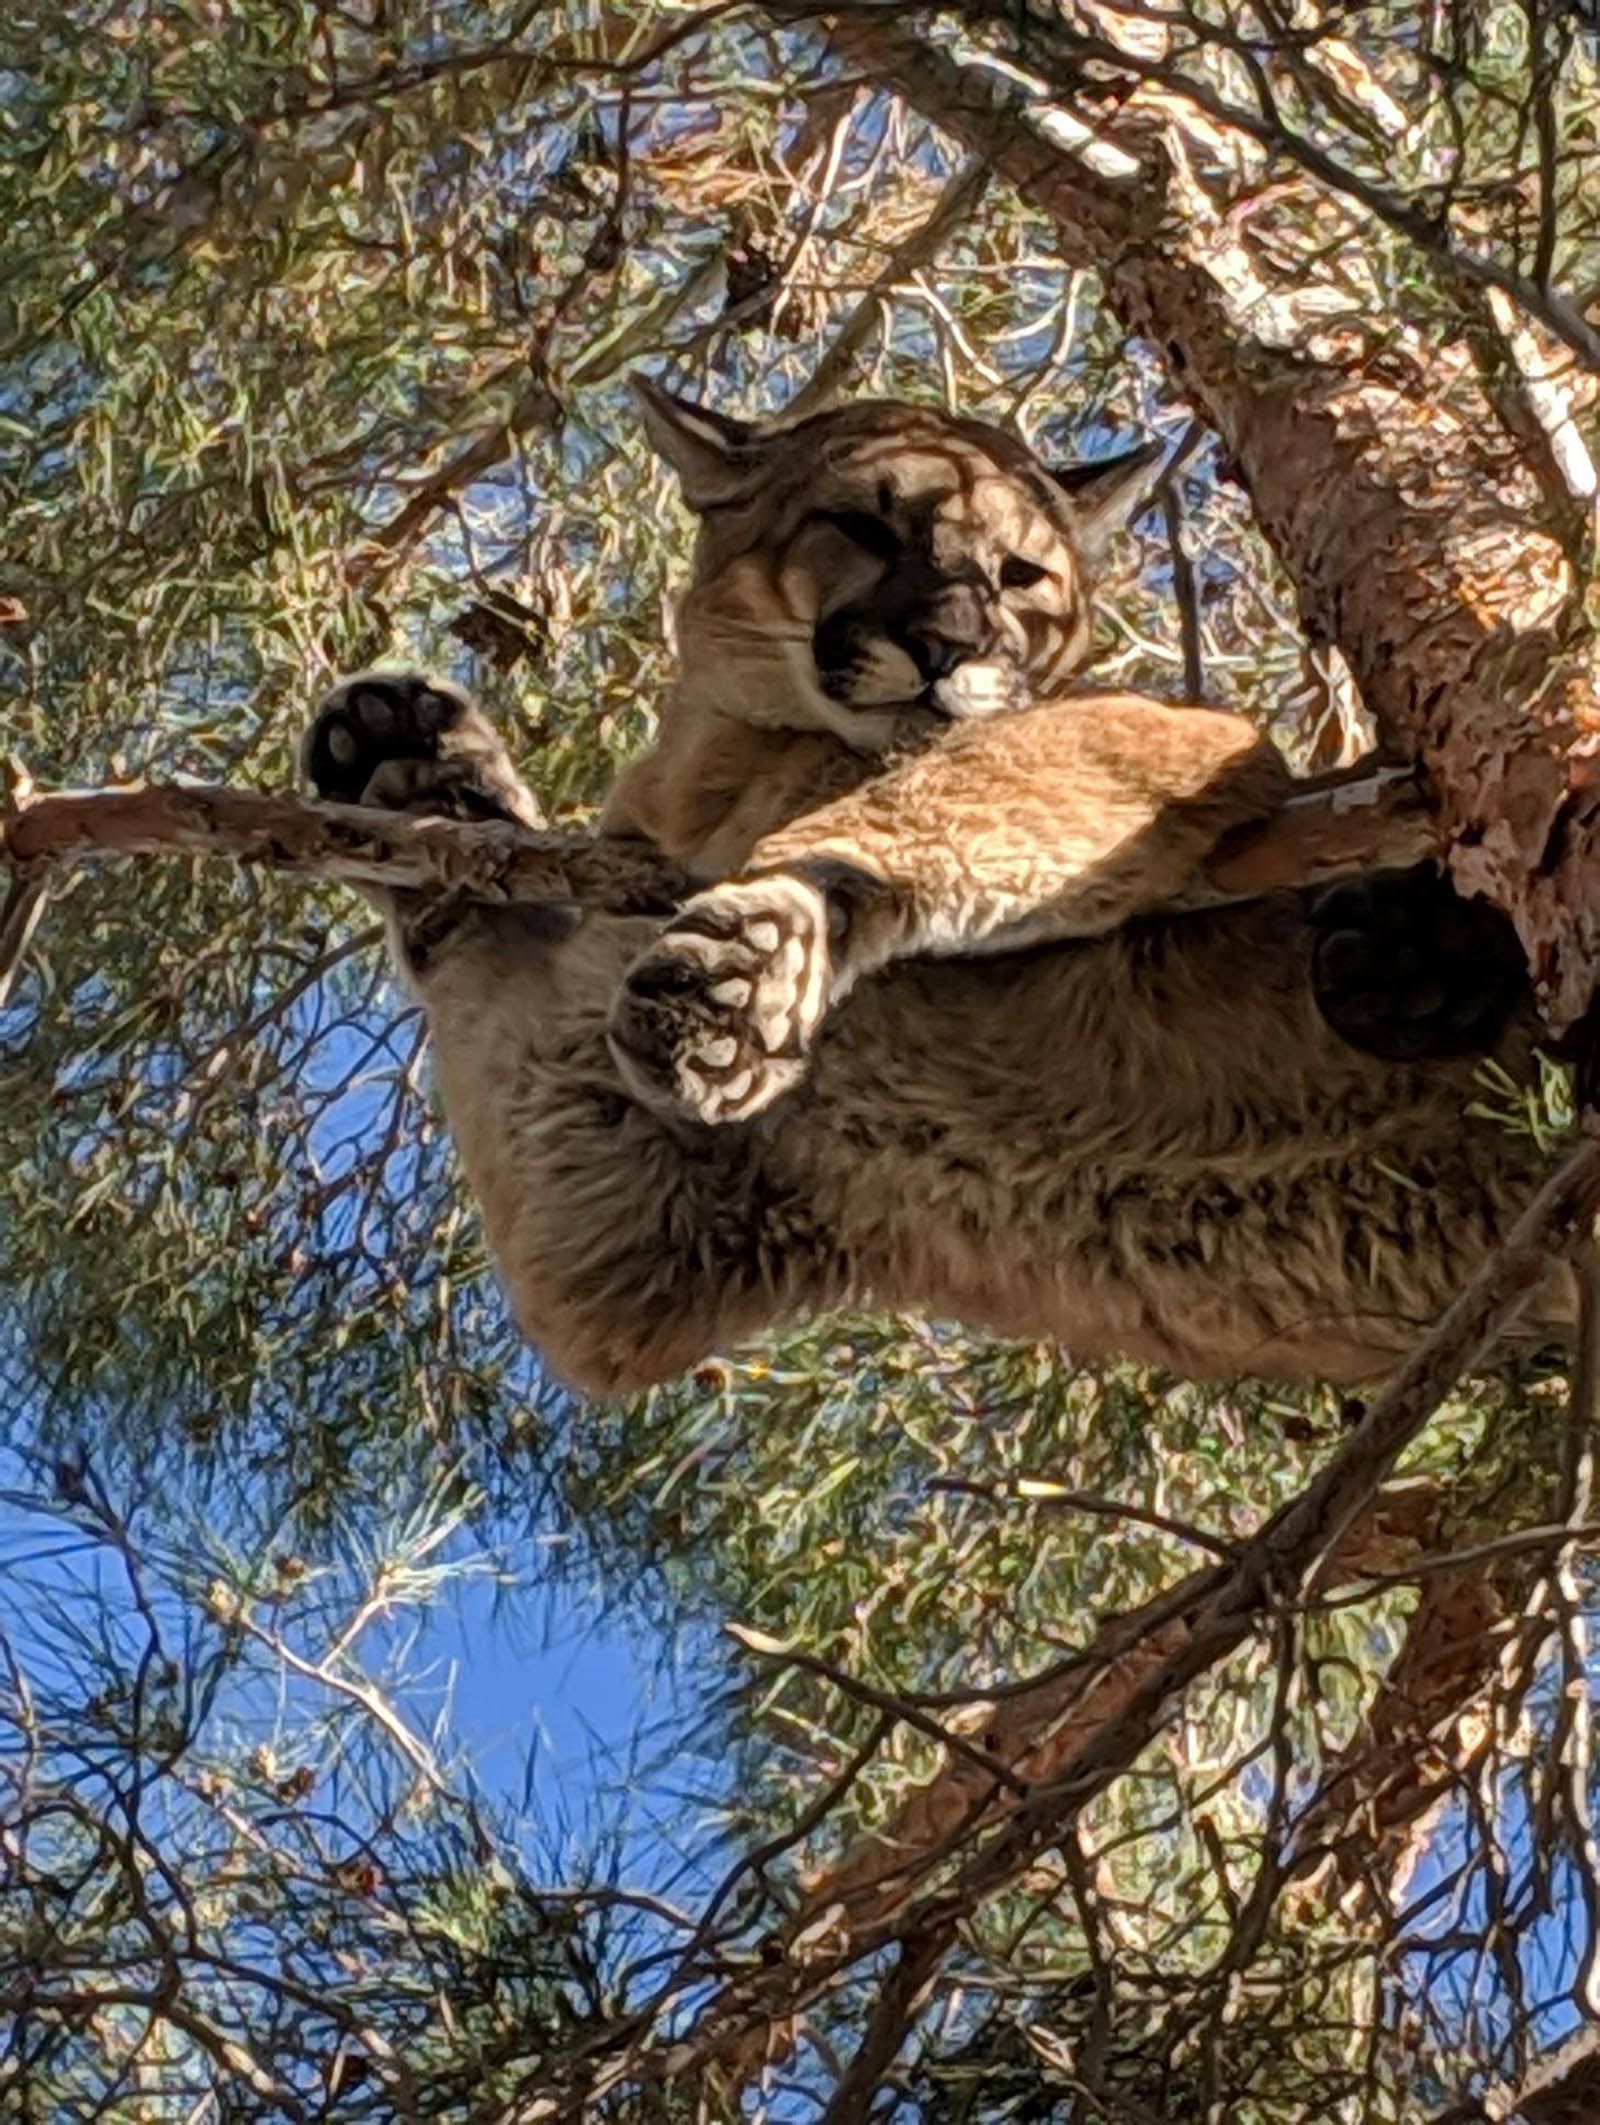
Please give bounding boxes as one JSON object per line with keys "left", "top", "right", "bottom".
{"left": 951, "top": 0, "right": 1600, "bottom": 379}
{"left": 1434, "top": 2026, "right": 1600, "bottom": 2124}
{"left": 1505, "top": 2029, "right": 1600, "bottom": 2124}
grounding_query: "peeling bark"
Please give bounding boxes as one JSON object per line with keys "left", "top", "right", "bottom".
{"left": 0, "top": 763, "right": 1433, "bottom": 935}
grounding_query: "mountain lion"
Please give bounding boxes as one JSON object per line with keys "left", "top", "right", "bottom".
{"left": 302, "top": 381, "right": 1562, "bottom": 1396}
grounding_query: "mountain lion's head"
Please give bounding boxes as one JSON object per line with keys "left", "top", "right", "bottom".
{"left": 603, "top": 380, "right": 1166, "bottom": 869}
{"left": 636, "top": 376, "right": 1163, "bottom": 740}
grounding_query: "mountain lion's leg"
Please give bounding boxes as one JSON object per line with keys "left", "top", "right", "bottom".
{"left": 609, "top": 694, "right": 1290, "bottom": 1124}
{"left": 301, "top": 672, "right": 797, "bottom": 1394}
{"left": 303, "top": 669, "right": 548, "bottom": 972}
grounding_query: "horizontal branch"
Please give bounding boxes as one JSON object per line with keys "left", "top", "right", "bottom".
{"left": 0, "top": 783, "right": 694, "bottom": 915}
{"left": 0, "top": 762, "right": 1437, "bottom": 930}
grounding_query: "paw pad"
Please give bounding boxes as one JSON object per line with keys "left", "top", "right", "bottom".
{"left": 608, "top": 874, "right": 834, "bottom": 1124}
{"left": 303, "top": 670, "right": 540, "bottom": 827}
{"left": 303, "top": 672, "right": 471, "bottom": 804}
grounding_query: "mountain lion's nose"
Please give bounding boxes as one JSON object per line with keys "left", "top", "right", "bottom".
{"left": 909, "top": 631, "right": 969, "bottom": 681}
{"left": 908, "top": 582, "right": 992, "bottom": 680}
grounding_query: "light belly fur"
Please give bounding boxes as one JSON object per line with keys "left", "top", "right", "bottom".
{"left": 419, "top": 894, "right": 1566, "bottom": 1395}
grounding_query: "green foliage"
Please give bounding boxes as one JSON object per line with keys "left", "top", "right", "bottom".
{"left": 4, "top": 2, "right": 1600, "bottom": 2119}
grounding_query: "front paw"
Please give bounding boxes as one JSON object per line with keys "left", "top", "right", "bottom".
{"left": 607, "top": 875, "right": 834, "bottom": 1124}
{"left": 302, "top": 669, "right": 543, "bottom": 829}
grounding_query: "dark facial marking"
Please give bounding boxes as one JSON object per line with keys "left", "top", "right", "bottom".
{"left": 818, "top": 509, "right": 902, "bottom": 563}
{"left": 999, "top": 556, "right": 1048, "bottom": 591}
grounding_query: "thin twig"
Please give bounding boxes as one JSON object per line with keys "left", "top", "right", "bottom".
{"left": 817, "top": 1924, "right": 955, "bottom": 2125}
{"left": 1159, "top": 420, "right": 1208, "bottom": 700}
{"left": 0, "top": 876, "right": 47, "bottom": 1010}
{"left": 786, "top": 156, "right": 993, "bottom": 420}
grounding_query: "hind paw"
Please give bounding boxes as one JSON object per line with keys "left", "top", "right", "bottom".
{"left": 1311, "top": 864, "right": 1527, "bottom": 1062}
{"left": 608, "top": 875, "right": 834, "bottom": 1124}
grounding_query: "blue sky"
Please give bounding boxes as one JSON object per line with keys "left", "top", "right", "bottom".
{"left": 0, "top": 1418, "right": 722, "bottom": 1898}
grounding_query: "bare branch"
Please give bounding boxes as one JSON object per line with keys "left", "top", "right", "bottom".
{"left": 0, "top": 876, "right": 46, "bottom": 1010}
{"left": 1159, "top": 422, "right": 1207, "bottom": 701}
{"left": 792, "top": 1478, "right": 1463, "bottom": 1946}
{"left": 0, "top": 783, "right": 691, "bottom": 916}
{"left": 817, "top": 1925, "right": 954, "bottom": 2125}
{"left": 0, "top": 762, "right": 1438, "bottom": 949}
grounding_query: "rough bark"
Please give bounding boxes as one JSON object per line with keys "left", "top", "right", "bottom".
{"left": 750, "top": 19, "right": 1600, "bottom": 2080}
{"left": 0, "top": 762, "right": 1433, "bottom": 926}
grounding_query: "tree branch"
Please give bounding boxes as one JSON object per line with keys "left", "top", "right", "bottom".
{"left": 956, "top": 0, "right": 1600, "bottom": 378}
{"left": 0, "top": 760, "right": 1437, "bottom": 971}
{"left": 0, "top": 783, "right": 693, "bottom": 919}
{"left": 1283, "top": 1513, "right": 1535, "bottom": 1915}
{"left": 785, "top": 1478, "right": 1483, "bottom": 1947}
{"left": 783, "top": 153, "right": 992, "bottom": 419}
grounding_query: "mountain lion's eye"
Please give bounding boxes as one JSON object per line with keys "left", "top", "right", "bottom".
{"left": 818, "top": 510, "right": 902, "bottom": 562}
{"left": 999, "top": 555, "right": 1048, "bottom": 590}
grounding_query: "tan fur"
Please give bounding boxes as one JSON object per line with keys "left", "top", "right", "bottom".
{"left": 310, "top": 394, "right": 1571, "bottom": 1396}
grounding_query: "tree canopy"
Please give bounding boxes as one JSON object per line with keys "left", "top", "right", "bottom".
{"left": 5, "top": 3, "right": 1600, "bottom": 2119}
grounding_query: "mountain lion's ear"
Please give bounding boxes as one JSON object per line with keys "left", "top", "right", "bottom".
{"left": 630, "top": 374, "right": 762, "bottom": 510}
{"left": 1048, "top": 438, "right": 1168, "bottom": 565}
